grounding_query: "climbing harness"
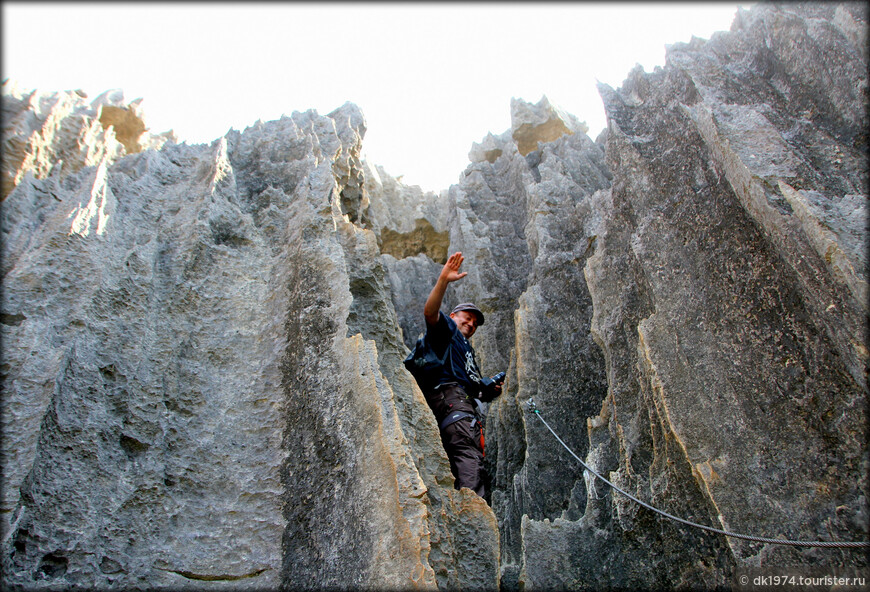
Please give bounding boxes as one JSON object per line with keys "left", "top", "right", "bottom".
{"left": 439, "top": 411, "right": 486, "bottom": 457}
{"left": 526, "top": 398, "right": 869, "bottom": 549}
{"left": 440, "top": 411, "right": 476, "bottom": 430}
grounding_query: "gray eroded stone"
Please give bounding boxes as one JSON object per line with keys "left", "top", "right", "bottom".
{"left": 1, "top": 3, "right": 866, "bottom": 590}
{"left": 1, "top": 95, "right": 499, "bottom": 591}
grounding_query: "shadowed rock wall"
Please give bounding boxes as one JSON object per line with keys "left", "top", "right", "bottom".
{"left": 2, "top": 2, "right": 867, "bottom": 590}
{"left": 372, "top": 2, "right": 867, "bottom": 589}
{"left": 503, "top": 3, "right": 866, "bottom": 589}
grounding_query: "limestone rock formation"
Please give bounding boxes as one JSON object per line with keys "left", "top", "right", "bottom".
{"left": 1, "top": 84, "right": 174, "bottom": 203}
{"left": 1, "top": 94, "right": 498, "bottom": 589}
{"left": 509, "top": 95, "right": 586, "bottom": 156}
{"left": 2, "top": 2, "right": 867, "bottom": 591}
{"left": 494, "top": 3, "right": 867, "bottom": 588}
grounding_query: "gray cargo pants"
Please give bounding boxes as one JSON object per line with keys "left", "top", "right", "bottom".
{"left": 431, "top": 384, "right": 487, "bottom": 498}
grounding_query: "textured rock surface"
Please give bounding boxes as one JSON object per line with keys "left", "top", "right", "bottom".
{"left": 1, "top": 94, "right": 499, "bottom": 589}
{"left": 375, "top": 2, "right": 867, "bottom": 589}
{"left": 2, "top": 3, "right": 867, "bottom": 590}
{"left": 1, "top": 84, "right": 174, "bottom": 203}
{"left": 512, "top": 3, "right": 867, "bottom": 589}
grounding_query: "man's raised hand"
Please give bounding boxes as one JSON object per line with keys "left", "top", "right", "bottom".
{"left": 425, "top": 251, "right": 467, "bottom": 325}
{"left": 441, "top": 252, "right": 468, "bottom": 283}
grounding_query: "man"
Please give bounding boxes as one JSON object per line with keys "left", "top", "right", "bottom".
{"left": 422, "top": 251, "right": 503, "bottom": 498}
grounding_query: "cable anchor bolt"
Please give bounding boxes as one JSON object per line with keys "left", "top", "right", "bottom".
{"left": 526, "top": 397, "right": 538, "bottom": 413}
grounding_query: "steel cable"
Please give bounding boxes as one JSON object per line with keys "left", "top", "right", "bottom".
{"left": 526, "top": 398, "right": 869, "bottom": 549}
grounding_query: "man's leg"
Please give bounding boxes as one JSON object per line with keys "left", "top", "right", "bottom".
{"left": 440, "top": 419, "right": 486, "bottom": 497}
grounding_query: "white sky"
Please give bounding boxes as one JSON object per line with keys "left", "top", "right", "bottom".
{"left": 3, "top": 2, "right": 751, "bottom": 192}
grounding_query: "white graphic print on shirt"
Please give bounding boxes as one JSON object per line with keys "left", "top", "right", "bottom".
{"left": 465, "top": 350, "right": 482, "bottom": 384}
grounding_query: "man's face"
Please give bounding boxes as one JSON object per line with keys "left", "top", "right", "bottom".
{"left": 450, "top": 310, "right": 479, "bottom": 338}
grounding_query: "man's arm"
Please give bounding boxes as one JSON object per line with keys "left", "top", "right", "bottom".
{"left": 424, "top": 252, "right": 467, "bottom": 326}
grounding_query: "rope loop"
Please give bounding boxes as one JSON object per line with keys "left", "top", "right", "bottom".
{"left": 526, "top": 398, "right": 869, "bottom": 549}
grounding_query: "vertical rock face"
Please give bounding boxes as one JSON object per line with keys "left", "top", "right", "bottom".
{"left": 373, "top": 2, "right": 867, "bottom": 590}
{"left": 1, "top": 3, "right": 866, "bottom": 590}
{"left": 512, "top": 3, "right": 867, "bottom": 589}
{"left": 2, "top": 91, "right": 498, "bottom": 589}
